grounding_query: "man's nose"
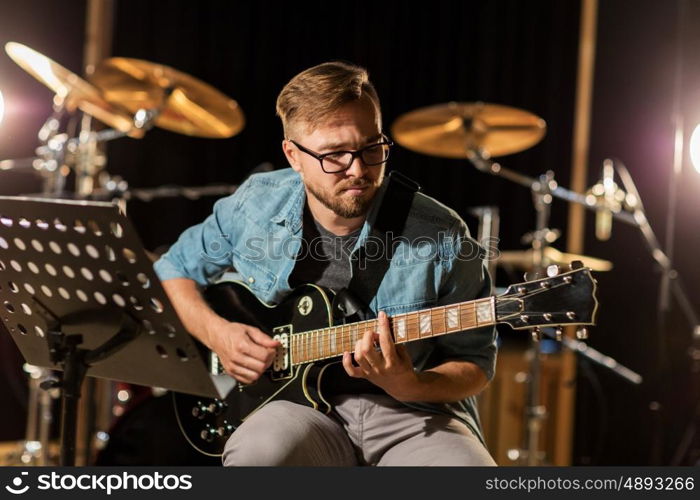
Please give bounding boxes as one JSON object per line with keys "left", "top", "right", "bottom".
{"left": 344, "top": 154, "right": 368, "bottom": 177}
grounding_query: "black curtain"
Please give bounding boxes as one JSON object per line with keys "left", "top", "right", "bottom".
{"left": 108, "top": 0, "right": 580, "bottom": 256}
{"left": 2, "top": 0, "right": 698, "bottom": 465}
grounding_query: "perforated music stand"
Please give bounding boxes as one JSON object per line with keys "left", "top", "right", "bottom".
{"left": 0, "top": 196, "right": 235, "bottom": 465}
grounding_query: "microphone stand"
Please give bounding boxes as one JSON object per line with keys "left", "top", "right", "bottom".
{"left": 614, "top": 160, "right": 700, "bottom": 465}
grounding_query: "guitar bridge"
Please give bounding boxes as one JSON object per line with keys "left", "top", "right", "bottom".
{"left": 271, "top": 325, "right": 292, "bottom": 380}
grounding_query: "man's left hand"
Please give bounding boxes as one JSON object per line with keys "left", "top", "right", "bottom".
{"left": 342, "top": 310, "right": 418, "bottom": 400}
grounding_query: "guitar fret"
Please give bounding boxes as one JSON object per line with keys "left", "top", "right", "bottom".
{"left": 317, "top": 329, "right": 323, "bottom": 359}
{"left": 296, "top": 333, "right": 302, "bottom": 363}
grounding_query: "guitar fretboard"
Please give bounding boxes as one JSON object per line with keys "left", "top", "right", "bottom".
{"left": 290, "top": 297, "right": 495, "bottom": 364}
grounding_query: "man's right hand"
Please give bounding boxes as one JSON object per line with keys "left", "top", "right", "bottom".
{"left": 207, "top": 321, "right": 280, "bottom": 384}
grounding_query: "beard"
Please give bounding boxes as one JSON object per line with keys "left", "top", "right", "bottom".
{"left": 305, "top": 178, "right": 379, "bottom": 218}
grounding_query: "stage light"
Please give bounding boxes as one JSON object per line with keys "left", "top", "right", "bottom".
{"left": 0, "top": 90, "right": 4, "bottom": 126}
{"left": 689, "top": 123, "right": 700, "bottom": 174}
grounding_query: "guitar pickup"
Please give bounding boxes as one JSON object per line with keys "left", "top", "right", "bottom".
{"left": 271, "top": 325, "right": 292, "bottom": 380}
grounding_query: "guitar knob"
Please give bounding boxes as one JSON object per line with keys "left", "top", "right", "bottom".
{"left": 576, "top": 327, "right": 589, "bottom": 340}
{"left": 192, "top": 401, "right": 209, "bottom": 419}
{"left": 208, "top": 400, "right": 225, "bottom": 415}
{"left": 216, "top": 423, "right": 235, "bottom": 438}
{"left": 200, "top": 425, "right": 216, "bottom": 442}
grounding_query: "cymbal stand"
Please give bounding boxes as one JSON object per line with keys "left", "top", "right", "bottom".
{"left": 467, "top": 148, "right": 604, "bottom": 465}
{"left": 2, "top": 364, "right": 58, "bottom": 465}
{"left": 520, "top": 170, "right": 559, "bottom": 465}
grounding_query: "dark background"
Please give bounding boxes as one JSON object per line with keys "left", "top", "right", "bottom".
{"left": 1, "top": 0, "right": 699, "bottom": 465}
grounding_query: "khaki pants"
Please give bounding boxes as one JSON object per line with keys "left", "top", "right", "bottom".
{"left": 222, "top": 394, "right": 496, "bottom": 466}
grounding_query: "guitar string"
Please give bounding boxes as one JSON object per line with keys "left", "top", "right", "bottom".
{"left": 291, "top": 303, "right": 487, "bottom": 362}
{"left": 289, "top": 298, "right": 548, "bottom": 362}
{"left": 289, "top": 278, "right": 581, "bottom": 362}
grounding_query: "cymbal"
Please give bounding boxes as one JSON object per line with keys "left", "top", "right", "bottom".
{"left": 4, "top": 42, "right": 137, "bottom": 135}
{"left": 89, "top": 58, "right": 245, "bottom": 138}
{"left": 496, "top": 247, "right": 613, "bottom": 272}
{"left": 391, "top": 102, "right": 546, "bottom": 158}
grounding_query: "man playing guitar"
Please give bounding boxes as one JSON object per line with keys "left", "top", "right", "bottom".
{"left": 155, "top": 62, "right": 497, "bottom": 466}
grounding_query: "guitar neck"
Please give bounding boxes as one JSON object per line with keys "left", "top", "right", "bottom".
{"left": 290, "top": 297, "right": 496, "bottom": 365}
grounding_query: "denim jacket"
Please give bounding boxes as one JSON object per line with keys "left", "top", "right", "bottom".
{"left": 154, "top": 168, "right": 497, "bottom": 444}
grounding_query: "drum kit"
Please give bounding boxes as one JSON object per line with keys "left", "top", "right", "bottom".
{"left": 0, "top": 42, "right": 641, "bottom": 466}
{"left": 0, "top": 42, "right": 248, "bottom": 465}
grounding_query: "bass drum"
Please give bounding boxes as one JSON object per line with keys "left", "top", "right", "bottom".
{"left": 95, "top": 388, "right": 219, "bottom": 466}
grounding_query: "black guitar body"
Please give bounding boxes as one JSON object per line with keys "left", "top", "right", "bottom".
{"left": 174, "top": 282, "right": 339, "bottom": 456}
{"left": 172, "top": 267, "right": 598, "bottom": 456}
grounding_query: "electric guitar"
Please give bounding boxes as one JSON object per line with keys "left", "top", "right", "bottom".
{"left": 174, "top": 264, "right": 598, "bottom": 456}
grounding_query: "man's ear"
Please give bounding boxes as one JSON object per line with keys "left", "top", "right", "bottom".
{"left": 282, "top": 140, "right": 302, "bottom": 173}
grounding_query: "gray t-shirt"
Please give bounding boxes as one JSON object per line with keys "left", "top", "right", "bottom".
{"left": 288, "top": 207, "right": 360, "bottom": 292}
{"left": 289, "top": 207, "right": 383, "bottom": 395}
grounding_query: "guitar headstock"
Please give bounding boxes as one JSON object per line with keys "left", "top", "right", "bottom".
{"left": 495, "top": 265, "right": 598, "bottom": 332}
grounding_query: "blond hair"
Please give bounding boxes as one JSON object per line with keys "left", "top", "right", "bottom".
{"left": 276, "top": 61, "right": 380, "bottom": 138}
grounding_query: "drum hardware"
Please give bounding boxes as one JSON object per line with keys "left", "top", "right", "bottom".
{"left": 1, "top": 42, "right": 143, "bottom": 198}
{"left": 1, "top": 43, "right": 248, "bottom": 465}
{"left": 468, "top": 206, "right": 500, "bottom": 280}
{"left": 391, "top": 101, "right": 546, "bottom": 159}
{"left": 1, "top": 43, "right": 246, "bottom": 199}
{"left": 2, "top": 365, "right": 59, "bottom": 466}
{"left": 89, "top": 57, "right": 245, "bottom": 139}
{"left": 391, "top": 101, "right": 644, "bottom": 465}
{"left": 4, "top": 42, "right": 137, "bottom": 135}
{"left": 496, "top": 247, "right": 613, "bottom": 273}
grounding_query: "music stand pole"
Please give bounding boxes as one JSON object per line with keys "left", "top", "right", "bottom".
{"left": 43, "top": 311, "right": 138, "bottom": 466}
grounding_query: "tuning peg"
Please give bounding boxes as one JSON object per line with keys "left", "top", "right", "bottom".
{"left": 570, "top": 260, "right": 584, "bottom": 270}
{"left": 531, "top": 327, "right": 542, "bottom": 341}
{"left": 546, "top": 264, "right": 561, "bottom": 277}
{"left": 524, "top": 271, "right": 539, "bottom": 281}
{"left": 554, "top": 327, "right": 563, "bottom": 341}
{"left": 576, "top": 327, "right": 589, "bottom": 339}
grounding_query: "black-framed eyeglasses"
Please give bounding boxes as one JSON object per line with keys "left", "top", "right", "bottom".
{"left": 289, "top": 135, "right": 393, "bottom": 173}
